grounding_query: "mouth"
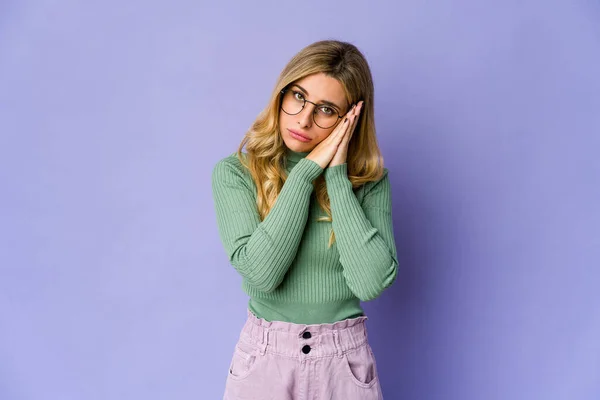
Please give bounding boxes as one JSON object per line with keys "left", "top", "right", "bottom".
{"left": 287, "top": 129, "right": 311, "bottom": 142}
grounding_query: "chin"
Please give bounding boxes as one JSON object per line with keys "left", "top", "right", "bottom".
{"left": 289, "top": 142, "right": 314, "bottom": 153}
{"left": 282, "top": 136, "right": 308, "bottom": 152}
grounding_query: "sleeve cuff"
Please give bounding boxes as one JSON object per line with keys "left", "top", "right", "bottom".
{"left": 324, "top": 163, "right": 349, "bottom": 184}
{"left": 290, "top": 157, "right": 324, "bottom": 182}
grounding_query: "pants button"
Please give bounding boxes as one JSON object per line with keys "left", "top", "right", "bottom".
{"left": 302, "top": 331, "right": 311, "bottom": 339}
{"left": 302, "top": 345, "right": 311, "bottom": 354}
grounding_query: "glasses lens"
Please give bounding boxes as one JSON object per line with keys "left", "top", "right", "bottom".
{"left": 314, "top": 110, "right": 339, "bottom": 129}
{"left": 281, "top": 90, "right": 303, "bottom": 115}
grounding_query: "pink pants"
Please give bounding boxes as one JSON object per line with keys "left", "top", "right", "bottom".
{"left": 223, "top": 309, "right": 383, "bottom": 400}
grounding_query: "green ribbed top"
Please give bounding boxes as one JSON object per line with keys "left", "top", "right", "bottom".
{"left": 211, "top": 148, "right": 398, "bottom": 324}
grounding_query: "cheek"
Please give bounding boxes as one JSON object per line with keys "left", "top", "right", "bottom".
{"left": 314, "top": 127, "right": 336, "bottom": 144}
{"left": 279, "top": 112, "right": 292, "bottom": 130}
{"left": 278, "top": 114, "right": 287, "bottom": 135}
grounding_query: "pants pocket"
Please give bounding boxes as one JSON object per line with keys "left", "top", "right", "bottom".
{"left": 342, "top": 343, "right": 380, "bottom": 389}
{"left": 228, "top": 335, "right": 260, "bottom": 381}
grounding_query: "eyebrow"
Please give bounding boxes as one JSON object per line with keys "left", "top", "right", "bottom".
{"left": 292, "top": 84, "right": 343, "bottom": 111}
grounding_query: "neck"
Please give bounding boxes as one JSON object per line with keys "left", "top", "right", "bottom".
{"left": 285, "top": 147, "right": 311, "bottom": 164}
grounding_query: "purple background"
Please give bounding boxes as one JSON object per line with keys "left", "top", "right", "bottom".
{"left": 1, "top": 1, "right": 599, "bottom": 399}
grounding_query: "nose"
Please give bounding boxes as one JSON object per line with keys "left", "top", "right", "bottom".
{"left": 296, "top": 103, "right": 314, "bottom": 129}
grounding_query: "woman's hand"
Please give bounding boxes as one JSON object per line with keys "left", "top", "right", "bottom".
{"left": 329, "top": 101, "right": 363, "bottom": 167}
{"left": 306, "top": 101, "right": 363, "bottom": 169}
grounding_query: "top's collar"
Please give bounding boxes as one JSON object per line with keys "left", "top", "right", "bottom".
{"left": 285, "top": 147, "right": 310, "bottom": 164}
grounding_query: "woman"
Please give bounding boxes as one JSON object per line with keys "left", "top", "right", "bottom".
{"left": 212, "top": 39, "right": 398, "bottom": 400}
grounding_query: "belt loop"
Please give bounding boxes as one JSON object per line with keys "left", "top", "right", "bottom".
{"left": 333, "top": 330, "right": 343, "bottom": 358}
{"left": 259, "top": 328, "right": 269, "bottom": 356}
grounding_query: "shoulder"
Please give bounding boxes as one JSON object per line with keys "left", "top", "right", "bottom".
{"left": 361, "top": 167, "right": 390, "bottom": 191}
{"left": 212, "top": 152, "right": 253, "bottom": 187}
{"left": 213, "top": 152, "right": 245, "bottom": 172}
{"left": 354, "top": 168, "right": 391, "bottom": 205}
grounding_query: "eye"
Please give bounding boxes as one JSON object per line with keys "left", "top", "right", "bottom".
{"left": 292, "top": 91, "right": 305, "bottom": 101}
{"left": 318, "top": 106, "right": 334, "bottom": 116}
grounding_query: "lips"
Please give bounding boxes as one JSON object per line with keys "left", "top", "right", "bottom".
{"left": 288, "top": 129, "right": 311, "bottom": 142}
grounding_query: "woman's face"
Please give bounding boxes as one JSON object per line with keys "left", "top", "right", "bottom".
{"left": 279, "top": 72, "right": 349, "bottom": 153}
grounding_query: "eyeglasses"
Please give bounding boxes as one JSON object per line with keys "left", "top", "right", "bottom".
{"left": 280, "top": 89, "right": 344, "bottom": 129}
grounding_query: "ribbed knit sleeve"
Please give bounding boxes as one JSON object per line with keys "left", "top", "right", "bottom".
{"left": 324, "top": 164, "right": 398, "bottom": 301}
{"left": 212, "top": 156, "right": 323, "bottom": 293}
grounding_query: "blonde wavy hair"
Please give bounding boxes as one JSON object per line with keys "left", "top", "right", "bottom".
{"left": 237, "top": 40, "right": 385, "bottom": 248}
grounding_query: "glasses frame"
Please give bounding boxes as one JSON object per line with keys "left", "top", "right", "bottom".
{"left": 279, "top": 89, "right": 344, "bottom": 129}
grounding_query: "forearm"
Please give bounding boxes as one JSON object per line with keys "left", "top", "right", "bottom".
{"left": 239, "top": 159, "right": 322, "bottom": 291}
{"left": 214, "top": 157, "right": 323, "bottom": 292}
{"left": 325, "top": 164, "right": 398, "bottom": 300}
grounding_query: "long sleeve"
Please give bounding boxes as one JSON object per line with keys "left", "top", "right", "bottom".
{"left": 212, "top": 156, "right": 323, "bottom": 293}
{"left": 324, "top": 163, "right": 398, "bottom": 301}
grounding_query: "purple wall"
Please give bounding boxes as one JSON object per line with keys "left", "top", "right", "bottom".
{"left": 1, "top": 1, "right": 599, "bottom": 399}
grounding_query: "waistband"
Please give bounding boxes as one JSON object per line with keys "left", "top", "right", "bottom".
{"left": 240, "top": 309, "right": 370, "bottom": 360}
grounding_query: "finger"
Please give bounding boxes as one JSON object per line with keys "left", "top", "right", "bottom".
{"left": 351, "top": 102, "right": 364, "bottom": 132}
{"left": 339, "top": 122, "right": 351, "bottom": 148}
{"left": 345, "top": 104, "right": 356, "bottom": 118}
{"left": 336, "top": 118, "right": 354, "bottom": 159}
{"left": 328, "top": 117, "right": 350, "bottom": 144}
{"left": 326, "top": 103, "right": 356, "bottom": 146}
{"left": 333, "top": 118, "right": 351, "bottom": 146}
{"left": 352, "top": 101, "right": 363, "bottom": 118}
{"left": 342, "top": 103, "right": 360, "bottom": 132}
{"left": 341, "top": 114, "right": 356, "bottom": 138}
{"left": 348, "top": 110, "right": 361, "bottom": 140}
